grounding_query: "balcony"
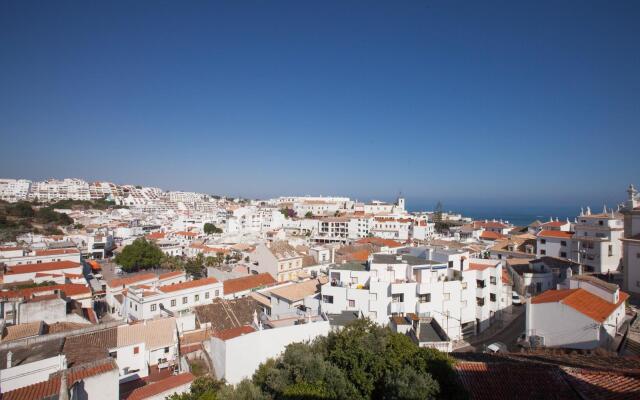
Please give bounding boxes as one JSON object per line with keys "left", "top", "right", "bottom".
{"left": 390, "top": 302, "right": 405, "bottom": 314}
{"left": 416, "top": 302, "right": 431, "bottom": 315}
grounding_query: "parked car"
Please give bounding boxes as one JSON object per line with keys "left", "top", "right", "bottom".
{"left": 485, "top": 342, "right": 508, "bottom": 354}
{"left": 512, "top": 292, "right": 522, "bottom": 305}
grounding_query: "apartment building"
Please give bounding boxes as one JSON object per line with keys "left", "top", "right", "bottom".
{"left": 370, "top": 217, "right": 411, "bottom": 241}
{"left": 1, "top": 260, "right": 83, "bottom": 284}
{"left": 320, "top": 247, "right": 505, "bottom": 341}
{"left": 0, "top": 178, "right": 31, "bottom": 202}
{"left": 536, "top": 230, "right": 574, "bottom": 259}
{"left": 572, "top": 208, "right": 623, "bottom": 273}
{"left": 0, "top": 248, "right": 81, "bottom": 267}
{"left": 622, "top": 184, "right": 640, "bottom": 296}
{"left": 123, "top": 277, "right": 223, "bottom": 321}
{"left": 28, "top": 178, "right": 91, "bottom": 202}
{"left": 249, "top": 242, "right": 304, "bottom": 282}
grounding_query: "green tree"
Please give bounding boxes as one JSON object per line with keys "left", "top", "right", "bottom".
{"left": 305, "top": 211, "right": 313, "bottom": 218}
{"left": 382, "top": 365, "right": 439, "bottom": 400}
{"left": 114, "top": 238, "right": 163, "bottom": 271}
{"left": 204, "top": 223, "right": 223, "bottom": 235}
{"left": 185, "top": 253, "right": 205, "bottom": 278}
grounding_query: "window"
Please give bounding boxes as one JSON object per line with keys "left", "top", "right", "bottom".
{"left": 560, "top": 252, "right": 567, "bottom": 258}
{"left": 133, "top": 346, "right": 139, "bottom": 354}
{"left": 490, "top": 293, "right": 496, "bottom": 302}
{"left": 540, "top": 250, "right": 546, "bottom": 255}
{"left": 419, "top": 294, "right": 431, "bottom": 303}
{"left": 215, "top": 290, "right": 220, "bottom": 297}
{"left": 599, "top": 220, "right": 604, "bottom": 226}
{"left": 561, "top": 241, "right": 566, "bottom": 247}
{"left": 540, "top": 239, "right": 546, "bottom": 244}
{"left": 392, "top": 294, "right": 404, "bottom": 303}
{"left": 536, "top": 282, "right": 542, "bottom": 293}
{"left": 348, "top": 300, "right": 355, "bottom": 307}
{"left": 205, "top": 292, "right": 210, "bottom": 299}
{"left": 637, "top": 253, "right": 640, "bottom": 259}
{"left": 164, "top": 347, "right": 169, "bottom": 353}
{"left": 171, "top": 299, "right": 176, "bottom": 307}
{"left": 195, "top": 294, "right": 200, "bottom": 302}
{"left": 322, "top": 295, "right": 334, "bottom": 304}
{"left": 608, "top": 245, "right": 613, "bottom": 257}
{"left": 443, "top": 293, "right": 450, "bottom": 301}
{"left": 182, "top": 297, "right": 188, "bottom": 304}
{"left": 150, "top": 304, "right": 156, "bottom": 311}
{"left": 490, "top": 276, "right": 496, "bottom": 285}
{"left": 134, "top": 305, "right": 137, "bottom": 311}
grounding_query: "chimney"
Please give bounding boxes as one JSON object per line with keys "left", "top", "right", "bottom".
{"left": 59, "top": 371, "right": 69, "bottom": 400}
{"left": 6, "top": 351, "right": 12, "bottom": 368}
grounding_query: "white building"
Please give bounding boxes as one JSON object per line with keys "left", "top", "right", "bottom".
{"left": 622, "top": 184, "right": 640, "bottom": 296}
{"left": 28, "top": 178, "right": 91, "bottom": 202}
{"left": 571, "top": 208, "right": 624, "bottom": 273}
{"left": 0, "top": 179, "right": 31, "bottom": 202}
{"left": 123, "top": 277, "right": 222, "bottom": 322}
{"left": 206, "top": 314, "right": 331, "bottom": 384}
{"left": 0, "top": 248, "right": 81, "bottom": 267}
{"left": 1, "top": 260, "right": 83, "bottom": 284}
{"left": 320, "top": 247, "right": 506, "bottom": 341}
{"left": 525, "top": 275, "right": 628, "bottom": 350}
{"left": 536, "top": 230, "right": 574, "bottom": 259}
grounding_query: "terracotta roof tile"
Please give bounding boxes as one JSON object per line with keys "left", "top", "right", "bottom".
{"left": 563, "top": 368, "right": 640, "bottom": 399}
{"left": 531, "top": 288, "right": 628, "bottom": 323}
{"left": 3, "top": 358, "right": 118, "bottom": 400}
{"left": 0, "top": 283, "right": 91, "bottom": 300}
{"left": 213, "top": 325, "right": 255, "bottom": 341}
{"left": 455, "top": 361, "right": 579, "bottom": 400}
{"left": 126, "top": 372, "right": 195, "bottom": 400}
{"left": 355, "top": 237, "right": 403, "bottom": 248}
{"left": 159, "top": 277, "right": 219, "bottom": 293}
{"left": 5, "top": 261, "right": 81, "bottom": 275}
{"left": 34, "top": 248, "right": 79, "bottom": 256}
{"left": 107, "top": 273, "right": 157, "bottom": 289}
{"left": 538, "top": 230, "right": 574, "bottom": 239}
{"left": 222, "top": 273, "right": 276, "bottom": 295}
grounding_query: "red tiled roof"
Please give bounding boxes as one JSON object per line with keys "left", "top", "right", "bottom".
{"left": 158, "top": 271, "right": 184, "bottom": 280}
{"left": 563, "top": 368, "right": 640, "bottom": 399}
{"left": 468, "top": 262, "right": 498, "bottom": 271}
{"left": 107, "top": 273, "right": 157, "bottom": 288}
{"left": 174, "top": 231, "right": 197, "bottom": 237}
{"left": 480, "top": 231, "right": 505, "bottom": 240}
{"left": 0, "top": 283, "right": 91, "bottom": 300}
{"left": 145, "top": 232, "right": 165, "bottom": 240}
{"left": 34, "top": 248, "right": 79, "bottom": 256}
{"left": 213, "top": 325, "right": 255, "bottom": 341}
{"left": 6, "top": 261, "right": 81, "bottom": 275}
{"left": 355, "top": 237, "right": 402, "bottom": 248}
{"left": 3, "top": 358, "right": 118, "bottom": 400}
{"left": 0, "top": 246, "right": 22, "bottom": 251}
{"left": 159, "top": 277, "right": 219, "bottom": 293}
{"left": 538, "top": 230, "right": 574, "bottom": 239}
{"left": 223, "top": 273, "right": 276, "bottom": 295}
{"left": 455, "top": 361, "right": 579, "bottom": 400}
{"left": 531, "top": 288, "right": 629, "bottom": 323}
{"left": 126, "top": 372, "right": 195, "bottom": 400}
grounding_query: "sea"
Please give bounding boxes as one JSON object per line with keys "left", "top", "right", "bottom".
{"left": 407, "top": 204, "right": 581, "bottom": 227}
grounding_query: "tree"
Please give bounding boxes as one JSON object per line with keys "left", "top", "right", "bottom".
{"left": 160, "top": 255, "right": 185, "bottom": 271}
{"left": 114, "top": 238, "right": 163, "bottom": 271}
{"left": 204, "top": 223, "right": 222, "bottom": 235}
{"left": 305, "top": 211, "right": 314, "bottom": 218}
{"left": 382, "top": 365, "right": 439, "bottom": 400}
{"left": 185, "top": 253, "right": 205, "bottom": 278}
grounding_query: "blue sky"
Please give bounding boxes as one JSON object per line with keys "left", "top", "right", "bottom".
{"left": 1, "top": 1, "right": 638, "bottom": 209}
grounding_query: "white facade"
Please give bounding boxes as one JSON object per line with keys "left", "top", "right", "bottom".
{"left": 208, "top": 318, "right": 331, "bottom": 384}
{"left": 0, "top": 354, "right": 66, "bottom": 393}
{"left": 622, "top": 184, "right": 640, "bottom": 296}
{"left": 525, "top": 276, "right": 627, "bottom": 350}
{"left": 0, "top": 179, "right": 31, "bottom": 202}
{"left": 321, "top": 248, "right": 506, "bottom": 340}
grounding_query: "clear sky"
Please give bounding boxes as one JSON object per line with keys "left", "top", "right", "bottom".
{"left": 1, "top": 1, "right": 638, "bottom": 209}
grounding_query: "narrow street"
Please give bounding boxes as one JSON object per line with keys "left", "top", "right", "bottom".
{"left": 457, "top": 310, "right": 526, "bottom": 352}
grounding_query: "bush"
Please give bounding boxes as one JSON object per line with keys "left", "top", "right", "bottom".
{"left": 114, "top": 238, "right": 163, "bottom": 271}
